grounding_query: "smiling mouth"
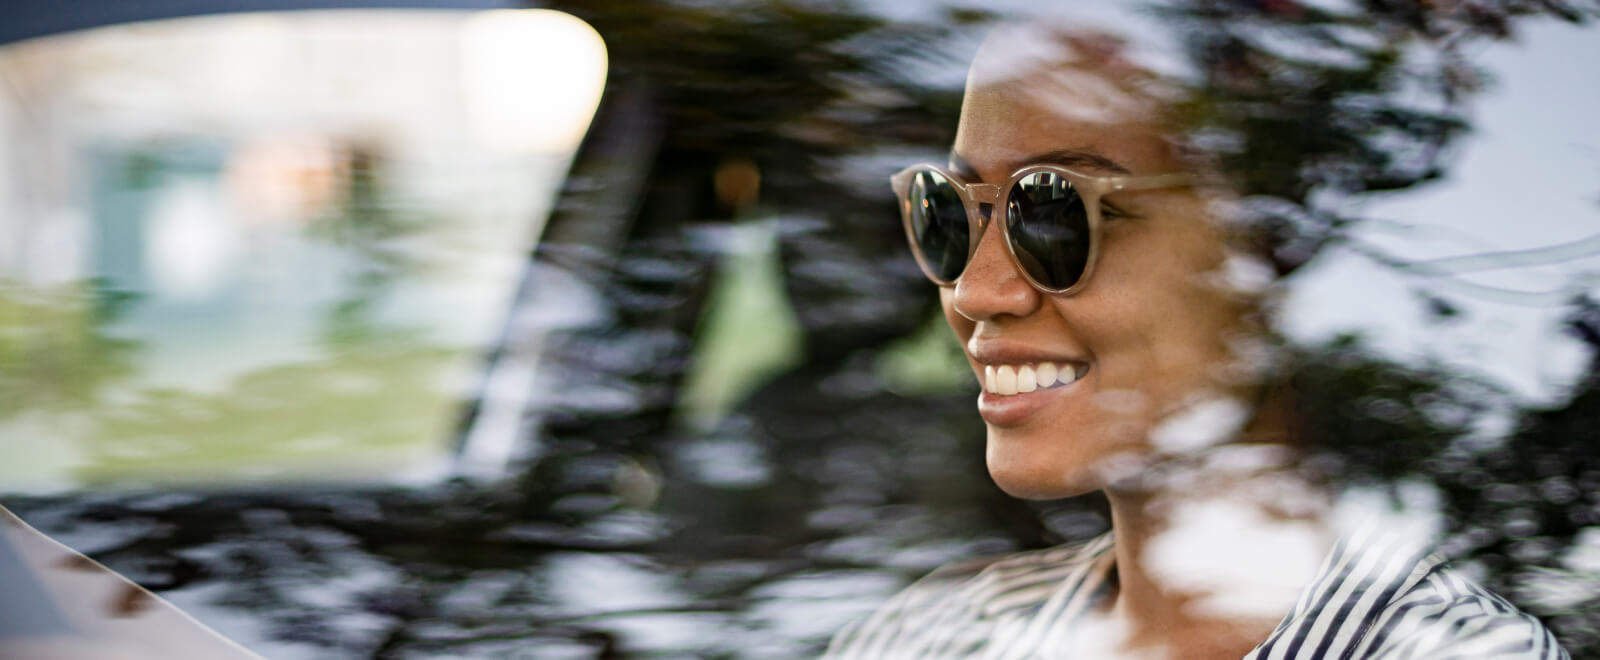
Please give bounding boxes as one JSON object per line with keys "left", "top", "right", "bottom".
{"left": 982, "top": 362, "right": 1089, "bottom": 396}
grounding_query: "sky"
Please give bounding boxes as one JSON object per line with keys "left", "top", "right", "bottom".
{"left": 1277, "top": 16, "right": 1600, "bottom": 404}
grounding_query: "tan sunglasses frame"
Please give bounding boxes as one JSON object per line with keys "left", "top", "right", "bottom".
{"left": 891, "top": 163, "right": 1193, "bottom": 295}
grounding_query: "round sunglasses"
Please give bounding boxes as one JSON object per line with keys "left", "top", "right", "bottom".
{"left": 891, "top": 163, "right": 1193, "bottom": 295}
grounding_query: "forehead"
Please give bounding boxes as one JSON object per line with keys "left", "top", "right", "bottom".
{"left": 952, "top": 31, "right": 1182, "bottom": 180}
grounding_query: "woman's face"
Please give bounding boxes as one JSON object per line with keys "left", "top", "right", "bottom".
{"left": 943, "top": 52, "right": 1256, "bottom": 500}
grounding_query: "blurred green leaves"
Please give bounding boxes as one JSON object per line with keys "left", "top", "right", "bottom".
{"left": 0, "top": 278, "right": 140, "bottom": 420}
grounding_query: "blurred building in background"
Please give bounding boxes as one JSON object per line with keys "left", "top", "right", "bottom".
{"left": 0, "top": 9, "right": 605, "bottom": 489}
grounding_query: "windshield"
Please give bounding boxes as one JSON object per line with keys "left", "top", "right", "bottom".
{"left": 1, "top": 2, "right": 1597, "bottom": 658}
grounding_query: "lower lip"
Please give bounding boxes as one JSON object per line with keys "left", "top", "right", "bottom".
{"left": 976, "top": 377, "right": 1083, "bottom": 427}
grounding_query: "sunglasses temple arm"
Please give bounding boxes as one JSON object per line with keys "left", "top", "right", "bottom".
{"left": 1102, "top": 173, "right": 1194, "bottom": 193}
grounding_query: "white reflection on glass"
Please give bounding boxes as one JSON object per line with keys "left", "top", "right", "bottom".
{"left": 461, "top": 10, "right": 609, "bottom": 154}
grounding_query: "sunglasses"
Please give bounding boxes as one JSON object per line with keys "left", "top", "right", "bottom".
{"left": 891, "top": 163, "right": 1193, "bottom": 295}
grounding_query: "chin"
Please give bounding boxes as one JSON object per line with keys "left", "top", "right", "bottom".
{"left": 991, "top": 477, "right": 1096, "bottom": 501}
{"left": 985, "top": 422, "right": 1157, "bottom": 500}
{"left": 985, "top": 444, "right": 1103, "bottom": 500}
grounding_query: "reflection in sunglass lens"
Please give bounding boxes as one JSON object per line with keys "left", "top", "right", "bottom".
{"left": 1007, "top": 172, "right": 1090, "bottom": 291}
{"left": 907, "top": 170, "right": 970, "bottom": 282}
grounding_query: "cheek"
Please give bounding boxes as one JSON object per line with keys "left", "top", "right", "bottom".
{"left": 1070, "top": 221, "right": 1239, "bottom": 387}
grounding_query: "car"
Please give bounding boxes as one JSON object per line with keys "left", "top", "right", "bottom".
{"left": 2, "top": 1, "right": 1597, "bottom": 657}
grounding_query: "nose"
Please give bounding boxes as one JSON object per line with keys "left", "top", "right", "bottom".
{"left": 952, "top": 210, "right": 1042, "bottom": 323}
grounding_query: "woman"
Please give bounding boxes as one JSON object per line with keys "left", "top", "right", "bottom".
{"left": 825, "top": 24, "right": 1568, "bottom": 660}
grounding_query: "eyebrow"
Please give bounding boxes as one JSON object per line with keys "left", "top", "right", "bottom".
{"left": 948, "top": 148, "right": 1132, "bottom": 181}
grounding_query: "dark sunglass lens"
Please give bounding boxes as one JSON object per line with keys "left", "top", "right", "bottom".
{"left": 1007, "top": 172, "right": 1090, "bottom": 291}
{"left": 907, "top": 170, "right": 969, "bottom": 282}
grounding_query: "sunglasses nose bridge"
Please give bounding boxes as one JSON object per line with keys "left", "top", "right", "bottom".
{"left": 965, "top": 183, "right": 1004, "bottom": 227}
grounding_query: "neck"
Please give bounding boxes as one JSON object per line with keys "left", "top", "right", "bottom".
{"left": 1101, "top": 386, "right": 1334, "bottom": 659}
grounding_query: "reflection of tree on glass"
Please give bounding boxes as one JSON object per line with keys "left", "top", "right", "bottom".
{"left": 2, "top": 1, "right": 1596, "bottom": 657}
{"left": 825, "top": 20, "right": 1569, "bottom": 660}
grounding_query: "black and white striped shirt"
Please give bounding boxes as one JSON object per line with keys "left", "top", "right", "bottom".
{"left": 825, "top": 528, "right": 1569, "bottom": 659}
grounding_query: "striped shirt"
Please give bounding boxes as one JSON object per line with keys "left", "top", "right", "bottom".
{"left": 825, "top": 529, "right": 1569, "bottom": 659}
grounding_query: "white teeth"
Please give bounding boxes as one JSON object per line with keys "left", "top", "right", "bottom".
{"left": 981, "top": 361, "right": 1085, "bottom": 395}
{"left": 996, "top": 366, "right": 1018, "bottom": 395}
{"left": 1035, "top": 362, "right": 1057, "bottom": 389}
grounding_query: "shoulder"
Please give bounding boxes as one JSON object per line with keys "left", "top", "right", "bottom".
{"left": 1244, "top": 530, "right": 1568, "bottom": 660}
{"left": 823, "top": 534, "right": 1113, "bottom": 659}
{"left": 1355, "top": 562, "right": 1569, "bottom": 660}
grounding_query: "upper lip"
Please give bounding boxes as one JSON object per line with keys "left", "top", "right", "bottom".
{"left": 966, "top": 340, "right": 1087, "bottom": 366}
